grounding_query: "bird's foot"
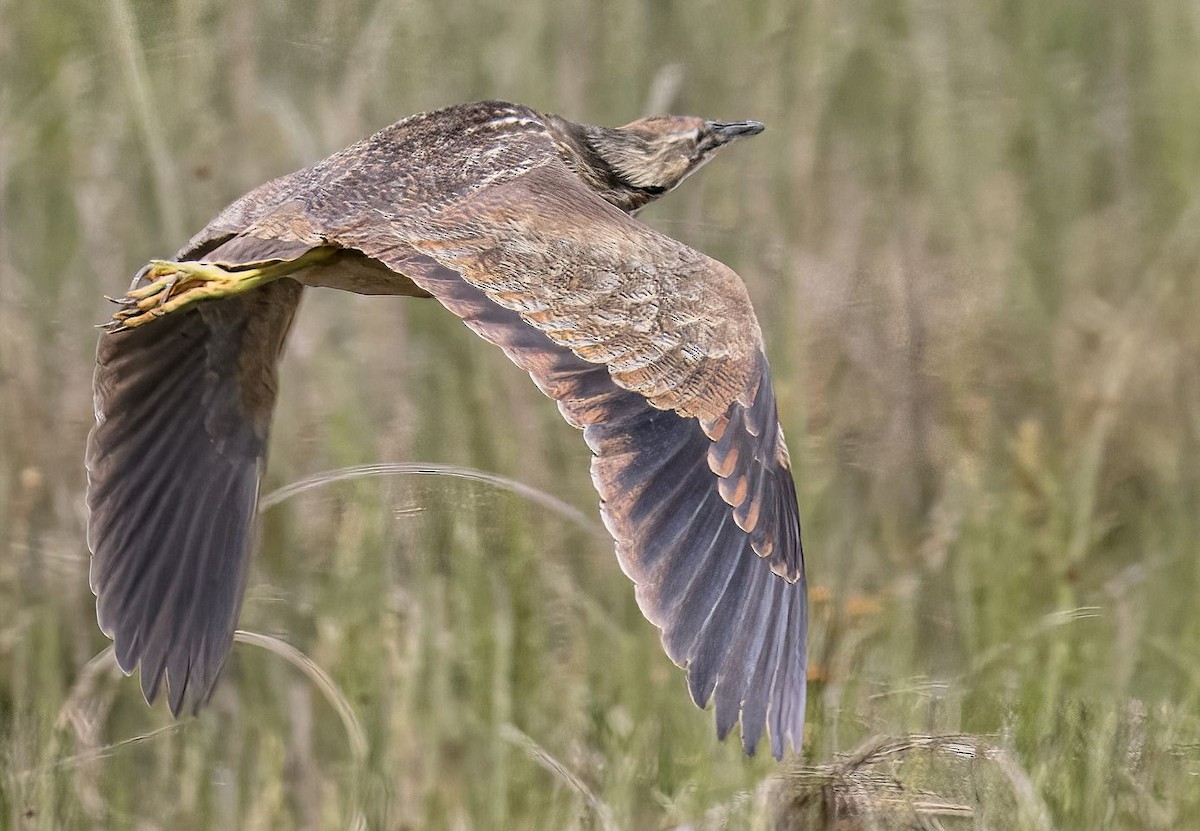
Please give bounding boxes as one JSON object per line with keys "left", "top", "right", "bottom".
{"left": 100, "top": 260, "right": 268, "bottom": 332}
{"left": 100, "top": 247, "right": 337, "bottom": 332}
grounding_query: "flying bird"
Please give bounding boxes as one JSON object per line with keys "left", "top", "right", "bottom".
{"left": 86, "top": 100, "right": 808, "bottom": 758}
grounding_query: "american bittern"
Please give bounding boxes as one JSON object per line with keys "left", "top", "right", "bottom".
{"left": 86, "top": 101, "right": 808, "bottom": 758}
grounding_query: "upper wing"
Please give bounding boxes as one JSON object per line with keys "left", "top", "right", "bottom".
{"left": 341, "top": 164, "right": 803, "bottom": 582}
{"left": 86, "top": 235, "right": 306, "bottom": 715}
{"left": 333, "top": 169, "right": 807, "bottom": 756}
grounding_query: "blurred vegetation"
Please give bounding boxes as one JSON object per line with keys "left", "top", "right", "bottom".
{"left": 2, "top": 0, "right": 1200, "bottom": 828}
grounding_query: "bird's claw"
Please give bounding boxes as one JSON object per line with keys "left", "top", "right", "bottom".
{"left": 95, "top": 319, "right": 132, "bottom": 334}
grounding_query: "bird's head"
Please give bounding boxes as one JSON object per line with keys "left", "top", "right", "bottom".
{"left": 580, "top": 115, "right": 765, "bottom": 210}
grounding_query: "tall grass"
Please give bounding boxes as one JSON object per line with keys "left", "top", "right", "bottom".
{"left": 2, "top": 0, "right": 1199, "bottom": 827}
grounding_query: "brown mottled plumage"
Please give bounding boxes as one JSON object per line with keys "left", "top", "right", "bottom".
{"left": 86, "top": 100, "right": 807, "bottom": 758}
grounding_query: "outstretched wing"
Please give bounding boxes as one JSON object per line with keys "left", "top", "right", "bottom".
{"left": 334, "top": 168, "right": 807, "bottom": 756}
{"left": 86, "top": 235, "right": 306, "bottom": 715}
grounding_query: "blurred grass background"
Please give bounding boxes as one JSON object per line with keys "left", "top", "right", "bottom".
{"left": 2, "top": 0, "right": 1200, "bottom": 828}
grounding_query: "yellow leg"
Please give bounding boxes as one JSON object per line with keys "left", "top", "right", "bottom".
{"left": 102, "top": 246, "right": 338, "bottom": 332}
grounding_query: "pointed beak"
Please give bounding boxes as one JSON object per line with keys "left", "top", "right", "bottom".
{"left": 705, "top": 120, "right": 766, "bottom": 146}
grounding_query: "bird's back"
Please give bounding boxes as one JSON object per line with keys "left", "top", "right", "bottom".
{"left": 189, "top": 101, "right": 561, "bottom": 255}
{"left": 314, "top": 101, "right": 560, "bottom": 209}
